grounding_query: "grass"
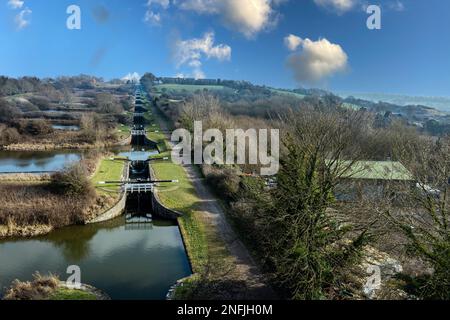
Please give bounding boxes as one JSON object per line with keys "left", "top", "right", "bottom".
{"left": 3, "top": 273, "right": 99, "bottom": 300}
{"left": 49, "top": 287, "right": 98, "bottom": 300}
{"left": 154, "top": 84, "right": 225, "bottom": 94}
{"left": 0, "top": 182, "right": 93, "bottom": 231}
{"left": 91, "top": 157, "right": 127, "bottom": 194}
{"left": 151, "top": 160, "right": 209, "bottom": 270}
{"left": 145, "top": 111, "right": 171, "bottom": 154}
{"left": 269, "top": 88, "right": 305, "bottom": 99}
{"left": 116, "top": 124, "right": 131, "bottom": 140}
{"left": 148, "top": 105, "right": 231, "bottom": 273}
{"left": 342, "top": 102, "right": 363, "bottom": 111}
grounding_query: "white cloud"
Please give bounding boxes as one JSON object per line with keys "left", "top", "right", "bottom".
{"left": 284, "top": 34, "right": 302, "bottom": 51}
{"left": 173, "top": 31, "right": 231, "bottom": 79}
{"left": 286, "top": 36, "right": 348, "bottom": 84}
{"left": 122, "top": 72, "right": 141, "bottom": 82}
{"left": 144, "top": 0, "right": 170, "bottom": 25}
{"left": 192, "top": 69, "right": 206, "bottom": 79}
{"left": 387, "top": 1, "right": 405, "bottom": 12}
{"left": 147, "top": 0, "right": 170, "bottom": 9}
{"left": 144, "top": 10, "right": 162, "bottom": 25}
{"left": 14, "top": 7, "right": 31, "bottom": 30}
{"left": 155, "top": 0, "right": 286, "bottom": 38}
{"left": 8, "top": 0, "right": 24, "bottom": 9}
{"left": 313, "top": 0, "right": 357, "bottom": 14}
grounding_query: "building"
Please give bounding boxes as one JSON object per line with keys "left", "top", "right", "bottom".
{"left": 335, "top": 160, "right": 414, "bottom": 201}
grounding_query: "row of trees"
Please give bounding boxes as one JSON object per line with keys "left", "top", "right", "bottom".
{"left": 161, "top": 90, "right": 449, "bottom": 299}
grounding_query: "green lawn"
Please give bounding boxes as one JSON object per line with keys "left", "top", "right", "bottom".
{"left": 91, "top": 157, "right": 127, "bottom": 194}
{"left": 148, "top": 105, "right": 231, "bottom": 273}
{"left": 145, "top": 112, "right": 171, "bottom": 154}
{"left": 151, "top": 160, "right": 209, "bottom": 270}
{"left": 269, "top": 88, "right": 305, "bottom": 99}
{"left": 49, "top": 287, "right": 98, "bottom": 300}
{"left": 117, "top": 124, "right": 131, "bottom": 140}
{"left": 154, "top": 84, "right": 225, "bottom": 94}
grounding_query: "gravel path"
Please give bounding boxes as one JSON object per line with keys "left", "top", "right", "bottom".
{"left": 156, "top": 111, "right": 276, "bottom": 299}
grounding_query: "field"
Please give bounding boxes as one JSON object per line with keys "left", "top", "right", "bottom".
{"left": 154, "top": 84, "right": 226, "bottom": 94}
{"left": 91, "top": 157, "right": 127, "bottom": 193}
{"left": 269, "top": 88, "right": 305, "bottom": 99}
{"left": 116, "top": 124, "right": 131, "bottom": 141}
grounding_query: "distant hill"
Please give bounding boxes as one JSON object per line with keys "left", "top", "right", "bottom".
{"left": 337, "top": 92, "right": 450, "bottom": 113}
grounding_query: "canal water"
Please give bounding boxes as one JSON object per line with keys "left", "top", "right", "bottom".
{"left": 0, "top": 88, "right": 191, "bottom": 299}
{"left": 0, "top": 150, "right": 81, "bottom": 173}
{"left": 52, "top": 124, "right": 80, "bottom": 131}
{"left": 0, "top": 217, "right": 191, "bottom": 299}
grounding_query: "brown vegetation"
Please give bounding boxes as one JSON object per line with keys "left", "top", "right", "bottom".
{"left": 152, "top": 89, "right": 449, "bottom": 300}
{"left": 3, "top": 273, "right": 59, "bottom": 300}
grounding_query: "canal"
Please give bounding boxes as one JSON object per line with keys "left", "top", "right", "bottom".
{"left": 0, "top": 88, "right": 191, "bottom": 299}
{"left": 0, "top": 150, "right": 81, "bottom": 173}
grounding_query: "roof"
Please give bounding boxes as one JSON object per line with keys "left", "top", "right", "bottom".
{"left": 339, "top": 161, "right": 414, "bottom": 181}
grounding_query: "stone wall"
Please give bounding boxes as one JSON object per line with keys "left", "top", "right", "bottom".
{"left": 148, "top": 162, "right": 182, "bottom": 220}
{"left": 87, "top": 192, "right": 127, "bottom": 224}
{"left": 151, "top": 189, "right": 182, "bottom": 220}
{"left": 87, "top": 161, "right": 129, "bottom": 224}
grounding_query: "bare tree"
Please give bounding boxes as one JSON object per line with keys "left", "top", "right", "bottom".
{"left": 388, "top": 135, "right": 450, "bottom": 299}
{"left": 239, "top": 108, "right": 373, "bottom": 299}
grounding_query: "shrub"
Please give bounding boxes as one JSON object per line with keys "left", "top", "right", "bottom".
{"left": 28, "top": 96, "right": 52, "bottom": 111}
{"left": 49, "top": 164, "right": 95, "bottom": 197}
{"left": 202, "top": 165, "right": 241, "bottom": 201}
{"left": 3, "top": 273, "right": 59, "bottom": 300}
{"left": 21, "top": 119, "right": 54, "bottom": 136}
{"left": 0, "top": 124, "right": 20, "bottom": 145}
{"left": 0, "top": 98, "right": 20, "bottom": 124}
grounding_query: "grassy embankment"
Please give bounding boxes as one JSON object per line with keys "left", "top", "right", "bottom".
{"left": 0, "top": 156, "right": 126, "bottom": 238}
{"left": 145, "top": 103, "right": 232, "bottom": 275}
{"left": 49, "top": 287, "right": 98, "bottom": 300}
{"left": 116, "top": 123, "right": 131, "bottom": 141}
{"left": 153, "top": 84, "right": 225, "bottom": 95}
{"left": 90, "top": 156, "right": 127, "bottom": 194}
{"left": 2, "top": 274, "right": 101, "bottom": 300}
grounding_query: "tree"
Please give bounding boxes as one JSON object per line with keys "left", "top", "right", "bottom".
{"left": 389, "top": 135, "right": 450, "bottom": 299}
{"left": 0, "top": 98, "right": 20, "bottom": 124}
{"left": 0, "top": 124, "right": 20, "bottom": 146}
{"left": 61, "top": 87, "right": 74, "bottom": 107}
{"left": 239, "top": 108, "right": 371, "bottom": 299}
{"left": 49, "top": 163, "right": 95, "bottom": 197}
{"left": 94, "top": 93, "right": 123, "bottom": 114}
{"left": 23, "top": 120, "right": 54, "bottom": 136}
{"left": 179, "top": 93, "right": 222, "bottom": 132}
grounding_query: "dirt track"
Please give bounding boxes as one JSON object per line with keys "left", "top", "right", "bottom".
{"left": 156, "top": 109, "right": 276, "bottom": 299}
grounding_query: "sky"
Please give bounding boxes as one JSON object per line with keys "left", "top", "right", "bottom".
{"left": 1, "top": 0, "right": 449, "bottom": 97}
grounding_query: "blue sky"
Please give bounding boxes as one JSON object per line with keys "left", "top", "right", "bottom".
{"left": 1, "top": 0, "right": 449, "bottom": 97}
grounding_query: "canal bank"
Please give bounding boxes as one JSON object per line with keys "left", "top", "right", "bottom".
{"left": 145, "top": 89, "right": 276, "bottom": 299}
{"left": 0, "top": 88, "right": 192, "bottom": 300}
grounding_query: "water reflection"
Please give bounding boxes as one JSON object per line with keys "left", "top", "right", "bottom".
{"left": 0, "top": 151, "right": 81, "bottom": 173}
{"left": 0, "top": 217, "right": 191, "bottom": 299}
{"left": 52, "top": 125, "right": 80, "bottom": 131}
{"left": 116, "top": 146, "right": 158, "bottom": 161}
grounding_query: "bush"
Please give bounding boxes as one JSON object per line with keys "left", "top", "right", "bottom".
{"left": 18, "top": 119, "right": 54, "bottom": 136}
{"left": 0, "top": 98, "right": 20, "bottom": 124}
{"left": 202, "top": 165, "right": 241, "bottom": 201}
{"left": 49, "top": 164, "right": 95, "bottom": 197}
{"left": 0, "top": 124, "right": 20, "bottom": 145}
{"left": 3, "top": 273, "right": 59, "bottom": 300}
{"left": 28, "top": 96, "right": 53, "bottom": 111}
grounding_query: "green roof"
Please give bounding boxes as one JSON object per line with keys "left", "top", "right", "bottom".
{"left": 340, "top": 161, "right": 413, "bottom": 181}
